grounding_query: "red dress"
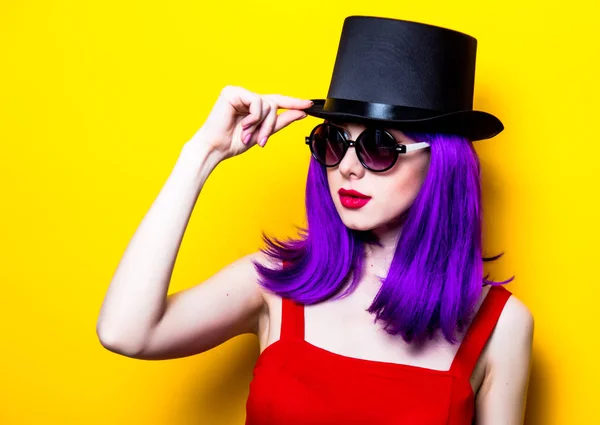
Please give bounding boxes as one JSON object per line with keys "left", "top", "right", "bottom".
{"left": 245, "top": 277, "right": 512, "bottom": 425}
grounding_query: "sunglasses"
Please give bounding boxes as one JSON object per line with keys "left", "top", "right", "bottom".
{"left": 305, "top": 122, "right": 431, "bottom": 172}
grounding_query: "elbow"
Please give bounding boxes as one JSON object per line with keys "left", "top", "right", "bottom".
{"left": 96, "top": 325, "right": 144, "bottom": 358}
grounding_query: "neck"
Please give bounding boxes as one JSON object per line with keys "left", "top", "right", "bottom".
{"left": 364, "top": 219, "right": 404, "bottom": 272}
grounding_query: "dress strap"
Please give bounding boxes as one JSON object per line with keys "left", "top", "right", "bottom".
{"left": 279, "top": 260, "right": 305, "bottom": 341}
{"left": 280, "top": 298, "right": 305, "bottom": 341}
{"left": 449, "top": 285, "right": 512, "bottom": 378}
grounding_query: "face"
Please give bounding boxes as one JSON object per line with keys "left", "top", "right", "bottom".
{"left": 324, "top": 119, "right": 431, "bottom": 237}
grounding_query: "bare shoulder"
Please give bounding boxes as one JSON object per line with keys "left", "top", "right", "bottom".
{"left": 474, "top": 290, "right": 534, "bottom": 421}
{"left": 245, "top": 251, "right": 282, "bottom": 312}
{"left": 246, "top": 249, "right": 282, "bottom": 300}
{"left": 246, "top": 250, "right": 283, "bottom": 351}
{"left": 487, "top": 290, "right": 535, "bottom": 366}
{"left": 495, "top": 291, "right": 534, "bottom": 337}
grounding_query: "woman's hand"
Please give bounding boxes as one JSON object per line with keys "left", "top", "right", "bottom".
{"left": 184, "top": 85, "right": 313, "bottom": 162}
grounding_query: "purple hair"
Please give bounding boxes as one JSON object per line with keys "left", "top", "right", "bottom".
{"left": 252, "top": 131, "right": 513, "bottom": 344}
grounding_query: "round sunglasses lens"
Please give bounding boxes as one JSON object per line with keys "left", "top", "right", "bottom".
{"left": 311, "top": 124, "right": 345, "bottom": 165}
{"left": 357, "top": 128, "right": 397, "bottom": 170}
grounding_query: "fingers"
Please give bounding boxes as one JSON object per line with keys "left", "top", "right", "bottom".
{"left": 255, "top": 99, "right": 278, "bottom": 147}
{"left": 249, "top": 107, "right": 308, "bottom": 148}
{"left": 273, "top": 110, "right": 308, "bottom": 133}
{"left": 239, "top": 100, "right": 269, "bottom": 146}
{"left": 247, "top": 100, "right": 272, "bottom": 146}
{"left": 223, "top": 85, "right": 314, "bottom": 148}
{"left": 236, "top": 89, "right": 312, "bottom": 131}
{"left": 227, "top": 87, "right": 263, "bottom": 131}
{"left": 263, "top": 93, "right": 314, "bottom": 110}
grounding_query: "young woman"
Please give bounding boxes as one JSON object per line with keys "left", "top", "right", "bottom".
{"left": 97, "top": 16, "right": 533, "bottom": 425}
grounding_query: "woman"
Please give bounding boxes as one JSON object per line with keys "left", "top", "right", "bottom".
{"left": 97, "top": 16, "right": 533, "bottom": 425}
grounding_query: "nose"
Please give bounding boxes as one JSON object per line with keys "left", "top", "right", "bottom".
{"left": 337, "top": 140, "right": 366, "bottom": 178}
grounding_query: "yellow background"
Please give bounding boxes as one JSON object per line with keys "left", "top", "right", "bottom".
{"left": 0, "top": 1, "right": 597, "bottom": 424}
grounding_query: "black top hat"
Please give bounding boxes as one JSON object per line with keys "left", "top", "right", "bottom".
{"left": 302, "top": 16, "right": 503, "bottom": 141}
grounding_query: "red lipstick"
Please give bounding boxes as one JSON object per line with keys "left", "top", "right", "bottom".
{"left": 338, "top": 188, "right": 371, "bottom": 209}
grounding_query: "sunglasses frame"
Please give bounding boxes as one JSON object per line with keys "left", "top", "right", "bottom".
{"left": 305, "top": 122, "right": 431, "bottom": 172}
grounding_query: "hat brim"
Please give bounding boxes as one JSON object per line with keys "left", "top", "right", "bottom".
{"left": 301, "top": 99, "right": 504, "bottom": 141}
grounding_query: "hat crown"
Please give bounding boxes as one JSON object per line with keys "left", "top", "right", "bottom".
{"left": 327, "top": 16, "right": 477, "bottom": 113}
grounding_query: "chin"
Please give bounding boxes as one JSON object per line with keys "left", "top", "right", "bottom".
{"left": 346, "top": 224, "right": 374, "bottom": 232}
{"left": 343, "top": 222, "right": 376, "bottom": 232}
{"left": 336, "top": 201, "right": 409, "bottom": 234}
{"left": 336, "top": 211, "right": 378, "bottom": 231}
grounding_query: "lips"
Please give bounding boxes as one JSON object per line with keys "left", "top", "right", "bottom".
{"left": 338, "top": 188, "right": 372, "bottom": 209}
{"left": 338, "top": 188, "right": 371, "bottom": 199}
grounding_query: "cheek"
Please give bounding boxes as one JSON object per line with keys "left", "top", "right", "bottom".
{"left": 397, "top": 161, "right": 428, "bottom": 192}
{"left": 381, "top": 159, "right": 430, "bottom": 211}
{"left": 326, "top": 171, "right": 343, "bottom": 204}
{"left": 326, "top": 170, "right": 336, "bottom": 192}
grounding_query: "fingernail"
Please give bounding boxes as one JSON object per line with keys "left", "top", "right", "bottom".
{"left": 244, "top": 133, "right": 252, "bottom": 144}
{"left": 259, "top": 136, "right": 268, "bottom": 147}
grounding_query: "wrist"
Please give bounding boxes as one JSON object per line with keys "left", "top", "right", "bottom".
{"left": 177, "top": 139, "right": 223, "bottom": 174}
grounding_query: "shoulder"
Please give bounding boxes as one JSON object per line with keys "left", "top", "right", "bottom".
{"left": 495, "top": 290, "right": 534, "bottom": 338}
{"left": 474, "top": 290, "right": 534, "bottom": 421}
{"left": 244, "top": 250, "right": 283, "bottom": 301}
{"left": 486, "top": 289, "right": 534, "bottom": 368}
{"left": 244, "top": 249, "right": 281, "bottom": 269}
{"left": 244, "top": 251, "right": 284, "bottom": 339}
